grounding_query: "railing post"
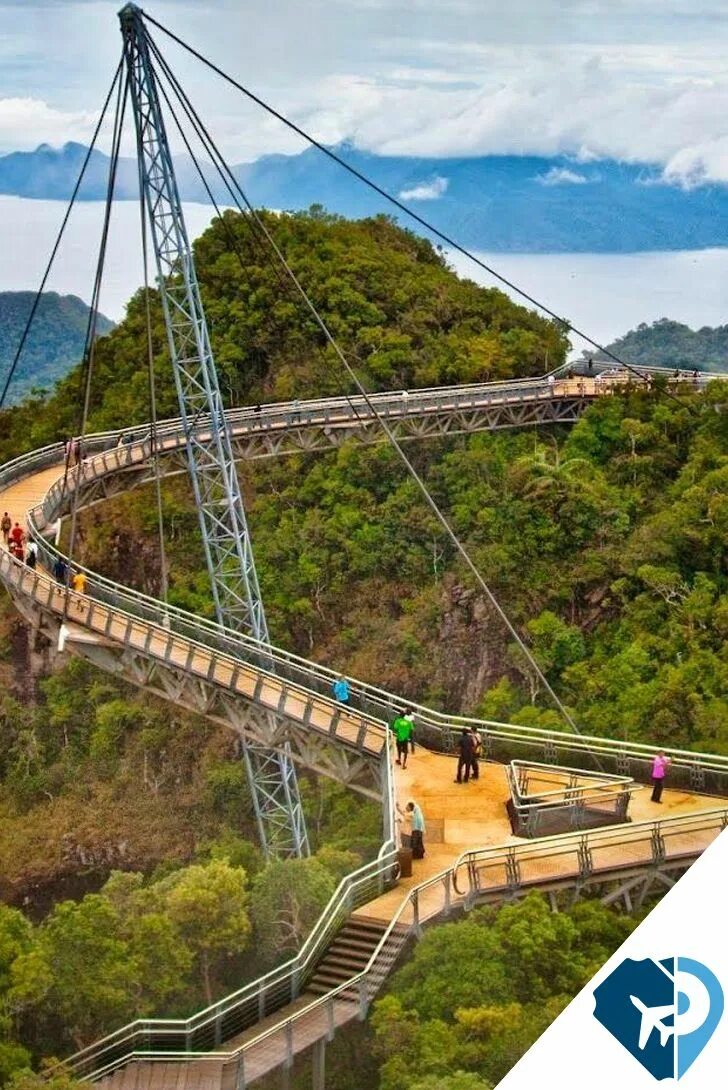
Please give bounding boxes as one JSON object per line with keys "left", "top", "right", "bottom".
{"left": 505, "top": 847, "right": 521, "bottom": 890}
{"left": 312, "top": 1038, "right": 326, "bottom": 1090}
{"left": 290, "top": 967, "right": 300, "bottom": 1002}
{"left": 651, "top": 823, "right": 666, "bottom": 864}
{"left": 442, "top": 871, "right": 452, "bottom": 916}
{"left": 689, "top": 763, "right": 706, "bottom": 791}
{"left": 358, "top": 978, "right": 369, "bottom": 1021}
{"left": 327, "top": 996, "right": 335, "bottom": 1041}
{"left": 284, "top": 1020, "right": 294, "bottom": 1068}
{"left": 235, "top": 1052, "right": 245, "bottom": 1090}
{"left": 214, "top": 1008, "right": 222, "bottom": 1048}
{"left": 577, "top": 835, "right": 593, "bottom": 879}
{"left": 412, "top": 888, "right": 422, "bottom": 937}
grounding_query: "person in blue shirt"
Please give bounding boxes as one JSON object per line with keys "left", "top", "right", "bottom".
{"left": 332, "top": 676, "right": 350, "bottom": 704}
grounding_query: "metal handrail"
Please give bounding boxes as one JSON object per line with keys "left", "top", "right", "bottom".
{"left": 2, "top": 372, "right": 727, "bottom": 1082}
{"left": 16, "top": 440, "right": 728, "bottom": 782}
{"left": 451, "top": 805, "right": 728, "bottom": 895}
{"left": 508, "top": 760, "right": 640, "bottom": 806}
{"left": 70, "top": 803, "right": 728, "bottom": 1082}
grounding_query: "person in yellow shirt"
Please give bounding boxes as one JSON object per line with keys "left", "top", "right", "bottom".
{"left": 72, "top": 570, "right": 87, "bottom": 595}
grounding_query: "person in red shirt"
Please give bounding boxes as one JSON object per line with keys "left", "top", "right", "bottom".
{"left": 9, "top": 523, "right": 24, "bottom": 551}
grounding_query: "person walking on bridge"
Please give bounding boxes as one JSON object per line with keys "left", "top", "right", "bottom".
{"left": 53, "top": 555, "right": 68, "bottom": 585}
{"left": 1, "top": 512, "right": 11, "bottom": 546}
{"left": 391, "top": 712, "right": 414, "bottom": 769}
{"left": 332, "top": 676, "right": 350, "bottom": 704}
{"left": 9, "top": 523, "right": 24, "bottom": 554}
{"left": 651, "top": 751, "right": 672, "bottom": 803}
{"left": 25, "top": 541, "right": 37, "bottom": 570}
{"left": 404, "top": 707, "right": 416, "bottom": 756}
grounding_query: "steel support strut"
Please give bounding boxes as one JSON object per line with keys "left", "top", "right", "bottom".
{"left": 119, "top": 2, "right": 308, "bottom": 857}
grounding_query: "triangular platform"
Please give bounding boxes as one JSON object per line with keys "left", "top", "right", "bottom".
{"left": 505, "top": 759, "right": 642, "bottom": 838}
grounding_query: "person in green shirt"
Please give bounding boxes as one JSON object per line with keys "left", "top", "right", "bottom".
{"left": 391, "top": 712, "right": 414, "bottom": 769}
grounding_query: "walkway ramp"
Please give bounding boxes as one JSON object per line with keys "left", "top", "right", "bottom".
{"left": 1, "top": 381, "right": 728, "bottom": 1088}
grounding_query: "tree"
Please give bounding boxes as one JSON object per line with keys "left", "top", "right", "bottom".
{"left": 250, "top": 858, "right": 335, "bottom": 964}
{"left": 35, "top": 897, "right": 137, "bottom": 1048}
{"left": 5, "top": 1063, "right": 82, "bottom": 1090}
{"left": 410, "top": 1075, "right": 493, "bottom": 1090}
{"left": 161, "top": 860, "right": 251, "bottom": 1005}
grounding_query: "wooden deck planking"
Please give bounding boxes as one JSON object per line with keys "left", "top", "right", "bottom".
{"left": 3, "top": 458, "right": 728, "bottom": 1090}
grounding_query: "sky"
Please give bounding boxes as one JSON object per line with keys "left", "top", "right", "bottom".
{"left": 2, "top": 0, "right": 728, "bottom": 182}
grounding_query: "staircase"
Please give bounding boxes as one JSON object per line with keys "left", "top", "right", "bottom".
{"left": 306, "top": 915, "right": 408, "bottom": 1000}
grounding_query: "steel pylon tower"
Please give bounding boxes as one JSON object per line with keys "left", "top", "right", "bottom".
{"left": 119, "top": 2, "right": 308, "bottom": 858}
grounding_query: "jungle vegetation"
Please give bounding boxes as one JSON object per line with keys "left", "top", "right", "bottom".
{"left": 592, "top": 317, "right": 728, "bottom": 372}
{"left": 0, "top": 293, "right": 112, "bottom": 407}
{"left": 0, "top": 208, "right": 725, "bottom": 1085}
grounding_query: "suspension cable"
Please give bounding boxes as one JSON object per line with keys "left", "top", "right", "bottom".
{"left": 143, "top": 30, "right": 581, "bottom": 735}
{"left": 149, "top": 38, "right": 359, "bottom": 404}
{"left": 0, "top": 58, "right": 124, "bottom": 412}
{"left": 63, "top": 68, "right": 129, "bottom": 616}
{"left": 143, "top": 11, "right": 699, "bottom": 414}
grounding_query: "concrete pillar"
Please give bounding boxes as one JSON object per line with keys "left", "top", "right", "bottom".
{"left": 312, "top": 1038, "right": 326, "bottom": 1090}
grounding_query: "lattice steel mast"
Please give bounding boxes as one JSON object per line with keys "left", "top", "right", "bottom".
{"left": 119, "top": 2, "right": 308, "bottom": 857}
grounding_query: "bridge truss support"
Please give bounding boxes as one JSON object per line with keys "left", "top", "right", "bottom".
{"left": 468, "top": 857, "right": 696, "bottom": 915}
{"left": 119, "top": 2, "right": 307, "bottom": 858}
{"left": 9, "top": 587, "right": 383, "bottom": 802}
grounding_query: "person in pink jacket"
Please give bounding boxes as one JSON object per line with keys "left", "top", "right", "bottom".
{"left": 651, "top": 751, "right": 672, "bottom": 803}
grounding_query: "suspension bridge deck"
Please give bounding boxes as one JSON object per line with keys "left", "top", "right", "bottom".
{"left": 359, "top": 750, "right": 725, "bottom": 922}
{"left": 2, "top": 382, "right": 728, "bottom": 1089}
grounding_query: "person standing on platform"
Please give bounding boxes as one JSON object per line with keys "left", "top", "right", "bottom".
{"left": 470, "top": 726, "right": 482, "bottom": 781}
{"left": 396, "top": 801, "right": 412, "bottom": 849}
{"left": 25, "top": 541, "right": 37, "bottom": 570}
{"left": 407, "top": 800, "right": 425, "bottom": 859}
{"left": 455, "top": 728, "right": 474, "bottom": 783}
{"left": 1, "top": 512, "right": 11, "bottom": 546}
{"left": 651, "top": 751, "right": 672, "bottom": 803}
{"left": 391, "top": 712, "right": 414, "bottom": 769}
{"left": 332, "top": 676, "right": 350, "bottom": 704}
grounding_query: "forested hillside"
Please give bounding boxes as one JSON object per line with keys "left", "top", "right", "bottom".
{"left": 593, "top": 317, "right": 728, "bottom": 371}
{"left": 0, "top": 293, "right": 113, "bottom": 406}
{"left": 0, "top": 208, "right": 726, "bottom": 1086}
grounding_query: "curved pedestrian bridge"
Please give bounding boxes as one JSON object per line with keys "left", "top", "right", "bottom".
{"left": 1, "top": 371, "right": 727, "bottom": 1088}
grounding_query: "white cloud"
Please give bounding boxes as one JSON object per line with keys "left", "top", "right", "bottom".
{"left": 537, "top": 167, "right": 590, "bottom": 186}
{"left": 0, "top": 98, "right": 98, "bottom": 154}
{"left": 399, "top": 175, "right": 449, "bottom": 199}
{"left": 290, "top": 48, "right": 728, "bottom": 184}
{"left": 4, "top": 3, "right": 728, "bottom": 184}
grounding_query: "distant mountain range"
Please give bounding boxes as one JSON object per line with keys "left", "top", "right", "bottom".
{"left": 0, "top": 292, "right": 113, "bottom": 406}
{"left": 3, "top": 142, "right": 728, "bottom": 254}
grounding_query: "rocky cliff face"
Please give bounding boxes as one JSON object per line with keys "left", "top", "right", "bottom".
{"left": 432, "top": 583, "right": 509, "bottom": 711}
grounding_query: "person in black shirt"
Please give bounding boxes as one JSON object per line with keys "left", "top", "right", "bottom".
{"left": 455, "top": 729, "right": 474, "bottom": 783}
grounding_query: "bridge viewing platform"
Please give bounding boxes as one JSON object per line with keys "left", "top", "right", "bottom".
{"left": 1, "top": 369, "right": 727, "bottom": 1088}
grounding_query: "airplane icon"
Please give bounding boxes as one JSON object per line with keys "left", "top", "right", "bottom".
{"left": 630, "top": 995, "right": 675, "bottom": 1050}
